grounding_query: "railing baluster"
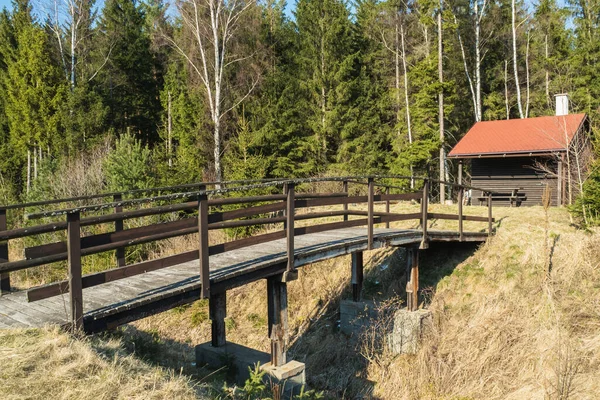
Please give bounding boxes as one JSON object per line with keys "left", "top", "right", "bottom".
{"left": 385, "top": 186, "right": 390, "bottom": 229}
{"left": 284, "top": 183, "right": 296, "bottom": 281}
{"left": 67, "top": 211, "right": 83, "bottom": 331}
{"left": 0, "top": 209, "right": 10, "bottom": 295}
{"left": 488, "top": 192, "right": 493, "bottom": 236}
{"left": 343, "top": 180, "right": 348, "bottom": 222}
{"left": 458, "top": 186, "right": 464, "bottom": 241}
{"left": 421, "top": 179, "right": 429, "bottom": 249}
{"left": 113, "top": 194, "right": 125, "bottom": 268}
{"left": 367, "top": 178, "right": 374, "bottom": 250}
{"left": 198, "top": 186, "right": 209, "bottom": 299}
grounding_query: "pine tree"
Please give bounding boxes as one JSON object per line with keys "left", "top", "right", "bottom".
{"left": 97, "top": 0, "right": 160, "bottom": 142}
{"left": 295, "top": 0, "right": 358, "bottom": 173}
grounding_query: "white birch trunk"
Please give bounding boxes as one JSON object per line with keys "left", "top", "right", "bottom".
{"left": 438, "top": 9, "right": 445, "bottom": 203}
{"left": 474, "top": 0, "right": 483, "bottom": 122}
{"left": 512, "top": 0, "right": 524, "bottom": 118}
{"left": 525, "top": 30, "right": 530, "bottom": 118}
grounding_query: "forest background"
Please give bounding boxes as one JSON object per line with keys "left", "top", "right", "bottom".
{"left": 0, "top": 0, "right": 599, "bottom": 216}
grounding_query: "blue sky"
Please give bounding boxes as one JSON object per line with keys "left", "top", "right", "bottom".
{"left": 0, "top": 0, "right": 295, "bottom": 18}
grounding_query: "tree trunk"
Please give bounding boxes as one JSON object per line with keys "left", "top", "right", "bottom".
{"left": 512, "top": 0, "right": 524, "bottom": 119}
{"left": 400, "top": 23, "right": 414, "bottom": 188}
{"left": 545, "top": 34, "right": 550, "bottom": 107}
{"left": 504, "top": 59, "right": 510, "bottom": 120}
{"left": 438, "top": 9, "right": 445, "bottom": 204}
{"left": 27, "top": 149, "right": 31, "bottom": 194}
{"left": 474, "top": 0, "right": 483, "bottom": 122}
{"left": 395, "top": 15, "right": 401, "bottom": 138}
{"left": 525, "top": 30, "right": 530, "bottom": 118}
{"left": 167, "top": 91, "right": 172, "bottom": 168}
{"left": 455, "top": 14, "right": 478, "bottom": 121}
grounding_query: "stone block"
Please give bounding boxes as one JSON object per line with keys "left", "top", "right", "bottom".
{"left": 340, "top": 299, "right": 378, "bottom": 336}
{"left": 388, "top": 309, "right": 432, "bottom": 354}
{"left": 261, "top": 360, "right": 306, "bottom": 398}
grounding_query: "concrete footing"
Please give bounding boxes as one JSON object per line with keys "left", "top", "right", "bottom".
{"left": 388, "top": 309, "right": 433, "bottom": 354}
{"left": 339, "top": 299, "right": 378, "bottom": 336}
{"left": 195, "top": 342, "right": 305, "bottom": 396}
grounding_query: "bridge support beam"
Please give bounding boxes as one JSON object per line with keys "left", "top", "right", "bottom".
{"left": 267, "top": 274, "right": 288, "bottom": 367}
{"left": 210, "top": 291, "right": 227, "bottom": 347}
{"left": 351, "top": 252, "right": 364, "bottom": 302}
{"left": 406, "top": 247, "right": 419, "bottom": 311}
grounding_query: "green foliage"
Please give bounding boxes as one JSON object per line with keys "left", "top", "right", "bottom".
{"left": 242, "top": 363, "right": 267, "bottom": 398}
{"left": 104, "top": 133, "right": 155, "bottom": 192}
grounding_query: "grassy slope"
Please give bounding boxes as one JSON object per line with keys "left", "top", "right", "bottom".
{"left": 0, "top": 327, "right": 205, "bottom": 399}
{"left": 2, "top": 203, "right": 599, "bottom": 399}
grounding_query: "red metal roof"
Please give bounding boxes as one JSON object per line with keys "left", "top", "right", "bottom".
{"left": 448, "top": 113, "right": 587, "bottom": 158}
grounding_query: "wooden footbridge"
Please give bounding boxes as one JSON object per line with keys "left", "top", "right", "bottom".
{"left": 0, "top": 176, "right": 495, "bottom": 367}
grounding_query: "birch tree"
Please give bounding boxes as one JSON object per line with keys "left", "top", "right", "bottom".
{"left": 172, "top": 0, "right": 259, "bottom": 183}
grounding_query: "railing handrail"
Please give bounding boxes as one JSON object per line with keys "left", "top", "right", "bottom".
{"left": 24, "top": 175, "right": 496, "bottom": 220}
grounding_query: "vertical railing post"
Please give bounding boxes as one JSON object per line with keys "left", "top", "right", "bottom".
{"left": 284, "top": 182, "right": 297, "bottom": 282}
{"left": 113, "top": 194, "right": 125, "bottom": 268}
{"left": 367, "top": 178, "right": 374, "bottom": 250}
{"left": 488, "top": 192, "right": 493, "bottom": 236}
{"left": 458, "top": 186, "right": 464, "bottom": 242}
{"left": 0, "top": 209, "right": 10, "bottom": 295}
{"left": 420, "top": 179, "right": 429, "bottom": 249}
{"left": 198, "top": 186, "right": 210, "bottom": 299}
{"left": 67, "top": 211, "right": 83, "bottom": 331}
{"left": 343, "top": 180, "right": 348, "bottom": 222}
{"left": 385, "top": 186, "right": 390, "bottom": 229}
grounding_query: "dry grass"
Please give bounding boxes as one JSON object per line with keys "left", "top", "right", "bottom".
{"left": 367, "top": 205, "right": 600, "bottom": 399}
{"left": 0, "top": 326, "right": 206, "bottom": 400}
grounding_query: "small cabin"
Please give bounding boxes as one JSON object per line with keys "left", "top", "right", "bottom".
{"left": 448, "top": 96, "right": 590, "bottom": 207}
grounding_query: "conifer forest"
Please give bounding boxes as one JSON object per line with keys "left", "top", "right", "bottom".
{"left": 0, "top": 0, "right": 599, "bottom": 208}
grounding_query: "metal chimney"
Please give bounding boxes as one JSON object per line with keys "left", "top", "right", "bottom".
{"left": 555, "top": 93, "right": 569, "bottom": 116}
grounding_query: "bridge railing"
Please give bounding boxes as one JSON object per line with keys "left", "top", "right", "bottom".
{"left": 0, "top": 176, "right": 496, "bottom": 330}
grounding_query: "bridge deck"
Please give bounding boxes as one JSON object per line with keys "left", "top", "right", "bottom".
{"left": 0, "top": 227, "right": 486, "bottom": 332}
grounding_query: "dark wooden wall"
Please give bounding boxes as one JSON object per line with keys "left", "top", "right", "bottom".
{"left": 470, "top": 156, "right": 559, "bottom": 206}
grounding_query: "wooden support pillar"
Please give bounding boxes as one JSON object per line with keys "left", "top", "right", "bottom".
{"left": 406, "top": 247, "right": 419, "bottom": 311}
{"left": 367, "top": 178, "right": 374, "bottom": 250}
{"left": 198, "top": 186, "right": 210, "bottom": 299}
{"left": 0, "top": 209, "right": 10, "bottom": 295}
{"left": 343, "top": 180, "right": 348, "bottom": 222}
{"left": 351, "top": 252, "right": 364, "bottom": 302}
{"left": 420, "top": 180, "right": 429, "bottom": 249}
{"left": 267, "top": 274, "right": 288, "bottom": 367}
{"left": 209, "top": 291, "right": 227, "bottom": 347}
{"left": 113, "top": 194, "right": 125, "bottom": 268}
{"left": 67, "top": 212, "right": 83, "bottom": 331}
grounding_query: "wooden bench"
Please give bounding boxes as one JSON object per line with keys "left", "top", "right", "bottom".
{"left": 477, "top": 189, "right": 527, "bottom": 207}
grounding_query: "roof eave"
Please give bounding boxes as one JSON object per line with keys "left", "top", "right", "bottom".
{"left": 448, "top": 149, "right": 565, "bottom": 159}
